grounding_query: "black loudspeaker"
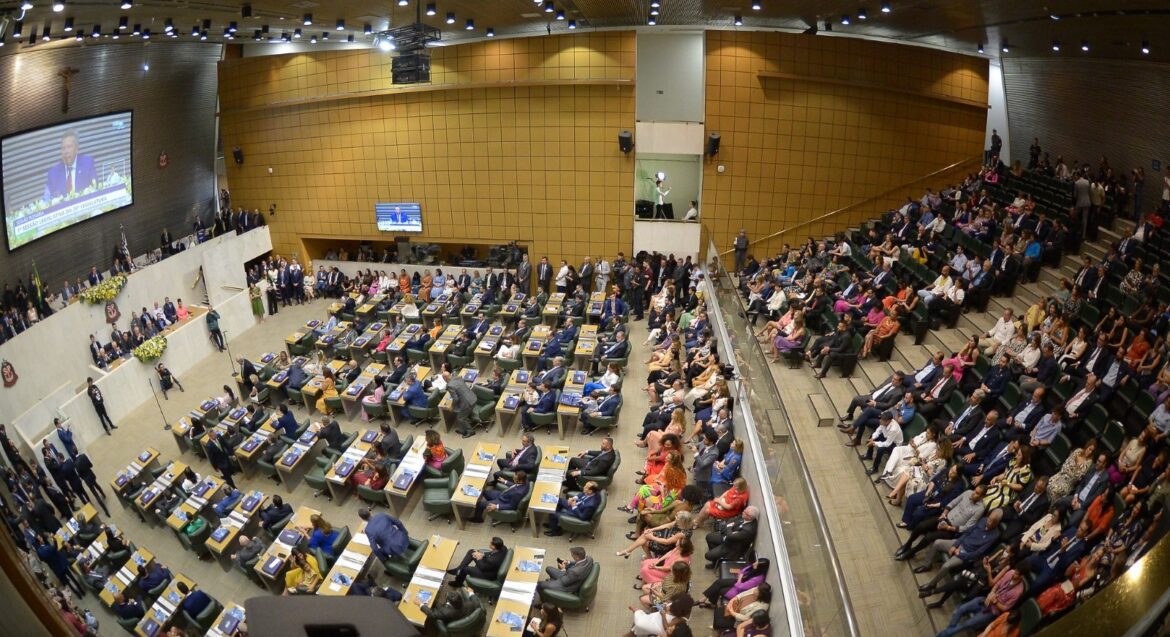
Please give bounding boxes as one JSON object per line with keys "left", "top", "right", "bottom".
{"left": 635, "top": 200, "right": 654, "bottom": 218}
{"left": 618, "top": 130, "right": 633, "bottom": 154}
{"left": 706, "top": 132, "right": 721, "bottom": 157}
{"left": 232, "top": 146, "right": 244, "bottom": 165}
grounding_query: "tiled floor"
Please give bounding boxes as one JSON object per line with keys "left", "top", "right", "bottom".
{"left": 77, "top": 298, "right": 717, "bottom": 635}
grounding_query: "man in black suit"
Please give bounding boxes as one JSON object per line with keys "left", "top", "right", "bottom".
{"left": 942, "top": 390, "right": 985, "bottom": 441}
{"left": 537, "top": 256, "right": 553, "bottom": 294}
{"left": 808, "top": 321, "right": 852, "bottom": 379}
{"left": 564, "top": 437, "right": 615, "bottom": 491}
{"left": 74, "top": 453, "right": 109, "bottom": 516}
{"left": 1063, "top": 374, "right": 1102, "bottom": 424}
{"left": 237, "top": 357, "right": 259, "bottom": 393}
{"left": 590, "top": 331, "right": 630, "bottom": 375}
{"left": 1005, "top": 387, "right": 1047, "bottom": 433}
{"left": 494, "top": 434, "right": 539, "bottom": 482}
{"left": 377, "top": 423, "right": 404, "bottom": 464}
{"left": 420, "top": 585, "right": 479, "bottom": 631}
{"left": 447, "top": 536, "right": 508, "bottom": 587}
{"left": 955, "top": 415, "right": 1003, "bottom": 473}
{"left": 1069, "top": 334, "right": 1114, "bottom": 380}
{"left": 704, "top": 506, "right": 759, "bottom": 567}
{"left": 840, "top": 372, "right": 906, "bottom": 427}
{"left": 259, "top": 495, "right": 292, "bottom": 532}
{"left": 1072, "top": 256, "right": 1097, "bottom": 293}
{"left": 86, "top": 377, "right": 117, "bottom": 435}
{"left": 318, "top": 419, "right": 346, "bottom": 452}
{"left": 205, "top": 430, "right": 237, "bottom": 489}
{"left": 1001, "top": 476, "right": 1049, "bottom": 539}
{"left": 385, "top": 356, "right": 409, "bottom": 386}
{"left": 914, "top": 363, "right": 956, "bottom": 420}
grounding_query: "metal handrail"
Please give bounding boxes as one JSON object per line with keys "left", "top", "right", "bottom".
{"left": 716, "top": 155, "right": 983, "bottom": 258}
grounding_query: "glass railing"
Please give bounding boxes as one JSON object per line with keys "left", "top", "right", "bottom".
{"left": 702, "top": 238, "right": 858, "bottom": 637}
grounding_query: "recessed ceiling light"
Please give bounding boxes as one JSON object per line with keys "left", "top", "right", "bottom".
{"left": 977, "top": 42, "right": 984, "bottom": 53}
{"left": 555, "top": 10, "right": 565, "bottom": 20}
{"left": 1081, "top": 40, "right": 1089, "bottom": 52}
{"left": 310, "top": 35, "right": 317, "bottom": 43}
{"left": 841, "top": 15, "right": 850, "bottom": 25}
{"left": 1051, "top": 40, "right": 1060, "bottom": 51}
{"left": 734, "top": 15, "right": 743, "bottom": 26}
{"left": 294, "top": 28, "right": 302, "bottom": 38}
{"left": 426, "top": 4, "right": 436, "bottom": 16}
{"left": 1000, "top": 40, "right": 1009, "bottom": 53}
{"left": 446, "top": 12, "right": 455, "bottom": 24}
{"left": 336, "top": 19, "right": 345, "bottom": 30}
{"left": 52, "top": 2, "right": 65, "bottom": 13}
{"left": 121, "top": 0, "right": 132, "bottom": 9}
{"left": 752, "top": 1, "right": 762, "bottom": 10}
{"left": 486, "top": 28, "right": 495, "bottom": 37}
{"left": 398, "top": 0, "right": 409, "bottom": 6}
{"left": 465, "top": 19, "right": 474, "bottom": 30}
{"left": 20, "top": 1, "right": 32, "bottom": 10}
{"left": 303, "top": 13, "right": 312, "bottom": 26}
{"left": 857, "top": 8, "right": 867, "bottom": 20}
{"left": 881, "top": 2, "right": 891, "bottom": 14}
{"left": 647, "top": 17, "right": 656, "bottom": 25}
{"left": 568, "top": 20, "right": 576, "bottom": 29}
{"left": 64, "top": 17, "right": 73, "bottom": 32}
{"left": 543, "top": 2, "right": 554, "bottom": 14}
{"left": 1141, "top": 40, "right": 1150, "bottom": 54}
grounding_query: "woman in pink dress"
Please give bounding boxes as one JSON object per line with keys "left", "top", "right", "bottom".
{"left": 639, "top": 537, "right": 694, "bottom": 585}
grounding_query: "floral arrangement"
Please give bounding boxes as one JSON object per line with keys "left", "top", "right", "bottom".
{"left": 79, "top": 275, "right": 128, "bottom": 304}
{"left": 133, "top": 335, "right": 168, "bottom": 363}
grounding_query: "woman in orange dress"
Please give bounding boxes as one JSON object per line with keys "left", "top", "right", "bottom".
{"left": 694, "top": 478, "right": 749, "bottom": 527}
{"left": 398, "top": 269, "right": 412, "bottom": 294}
{"left": 859, "top": 308, "right": 900, "bottom": 358}
{"left": 626, "top": 452, "right": 687, "bottom": 512}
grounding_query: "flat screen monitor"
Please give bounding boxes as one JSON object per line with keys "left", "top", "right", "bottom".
{"left": 2, "top": 111, "right": 134, "bottom": 251}
{"left": 376, "top": 202, "right": 422, "bottom": 233}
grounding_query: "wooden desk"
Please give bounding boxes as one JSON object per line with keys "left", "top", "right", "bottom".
{"left": 254, "top": 505, "right": 319, "bottom": 593}
{"left": 586, "top": 292, "right": 605, "bottom": 323}
{"left": 459, "top": 299, "right": 483, "bottom": 327}
{"left": 397, "top": 535, "right": 459, "bottom": 626}
{"left": 275, "top": 424, "right": 325, "bottom": 493}
{"left": 384, "top": 436, "right": 428, "bottom": 514}
{"left": 266, "top": 356, "right": 308, "bottom": 391}
{"left": 473, "top": 324, "right": 506, "bottom": 370}
{"left": 98, "top": 546, "right": 154, "bottom": 606}
{"left": 385, "top": 365, "right": 433, "bottom": 427}
{"left": 164, "top": 476, "right": 225, "bottom": 534}
{"left": 541, "top": 293, "right": 565, "bottom": 327}
{"left": 319, "top": 522, "right": 372, "bottom": 596}
{"left": 428, "top": 325, "right": 465, "bottom": 369}
{"left": 522, "top": 325, "right": 554, "bottom": 370}
{"left": 234, "top": 414, "right": 279, "bottom": 477}
{"left": 340, "top": 362, "right": 386, "bottom": 419}
{"left": 487, "top": 547, "right": 545, "bottom": 637}
{"left": 450, "top": 442, "right": 501, "bottom": 529}
{"left": 171, "top": 417, "right": 194, "bottom": 456}
{"left": 438, "top": 368, "right": 483, "bottom": 432}
{"left": 205, "top": 602, "right": 246, "bottom": 637}
{"left": 528, "top": 445, "right": 571, "bottom": 536}
{"left": 110, "top": 448, "right": 160, "bottom": 499}
{"left": 494, "top": 391, "right": 525, "bottom": 438}
{"left": 315, "top": 321, "right": 353, "bottom": 353}
{"left": 135, "top": 460, "right": 188, "bottom": 518}
{"left": 324, "top": 429, "right": 380, "bottom": 502}
{"left": 206, "top": 489, "right": 267, "bottom": 567}
{"left": 134, "top": 573, "right": 196, "bottom": 637}
{"left": 55, "top": 504, "right": 99, "bottom": 546}
{"left": 555, "top": 371, "right": 589, "bottom": 440}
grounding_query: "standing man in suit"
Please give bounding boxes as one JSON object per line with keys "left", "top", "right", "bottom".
{"left": 358, "top": 507, "right": 409, "bottom": 562}
{"left": 43, "top": 131, "right": 97, "bottom": 202}
{"left": 468, "top": 470, "right": 530, "bottom": 523}
{"left": 545, "top": 481, "right": 601, "bottom": 536}
{"left": 73, "top": 452, "right": 109, "bottom": 515}
{"left": 86, "top": 377, "right": 116, "bottom": 434}
{"left": 537, "top": 257, "right": 553, "bottom": 295}
{"left": 564, "top": 437, "right": 615, "bottom": 491}
{"left": 445, "top": 367, "right": 479, "bottom": 439}
{"left": 516, "top": 254, "right": 532, "bottom": 293}
{"left": 53, "top": 419, "right": 78, "bottom": 459}
{"left": 594, "top": 257, "right": 611, "bottom": 293}
{"left": 537, "top": 546, "right": 593, "bottom": 594}
{"left": 205, "top": 430, "right": 238, "bottom": 489}
{"left": 578, "top": 257, "right": 594, "bottom": 292}
{"left": 733, "top": 229, "right": 749, "bottom": 273}
{"left": 447, "top": 536, "right": 508, "bottom": 587}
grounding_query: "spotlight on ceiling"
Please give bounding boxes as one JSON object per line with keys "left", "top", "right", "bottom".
{"left": 336, "top": 19, "right": 345, "bottom": 30}
{"left": 118, "top": 16, "right": 127, "bottom": 30}
{"left": 734, "top": 15, "right": 743, "bottom": 26}
{"left": 303, "top": 13, "right": 312, "bottom": 26}
{"left": 121, "top": 1, "right": 132, "bottom": 10}
{"left": 465, "top": 18, "right": 474, "bottom": 30}
{"left": 310, "top": 35, "right": 317, "bottom": 43}
{"left": 347, "top": 34, "right": 354, "bottom": 42}
{"left": 1141, "top": 40, "right": 1150, "bottom": 54}
{"left": 131, "top": 23, "right": 140, "bottom": 36}
{"left": 164, "top": 18, "right": 173, "bottom": 33}
{"left": 857, "top": 8, "right": 867, "bottom": 20}
{"left": 1000, "top": 39, "right": 1009, "bottom": 53}
{"left": 90, "top": 24, "right": 100, "bottom": 38}
{"left": 64, "top": 17, "right": 73, "bottom": 32}
{"left": 241, "top": 4, "right": 251, "bottom": 19}
{"left": 142, "top": 27, "right": 151, "bottom": 39}
{"left": 398, "top": 0, "right": 409, "bottom": 5}
{"left": 752, "top": 1, "right": 762, "bottom": 10}
{"left": 977, "top": 42, "right": 984, "bottom": 53}
{"left": 12, "top": 20, "right": 22, "bottom": 38}
{"left": 647, "top": 16, "right": 656, "bottom": 25}
{"left": 556, "top": 10, "right": 565, "bottom": 20}
{"left": 426, "top": 3, "right": 436, "bottom": 17}
{"left": 229, "top": 21, "right": 237, "bottom": 33}
{"left": 20, "top": 0, "right": 32, "bottom": 9}
{"left": 41, "top": 25, "right": 50, "bottom": 41}
{"left": 544, "top": 2, "right": 554, "bottom": 13}
{"left": 568, "top": 20, "right": 577, "bottom": 29}
{"left": 650, "top": 8, "right": 659, "bottom": 16}
{"left": 190, "top": 25, "right": 199, "bottom": 37}
{"left": 881, "top": 2, "right": 891, "bottom": 14}
{"left": 1081, "top": 40, "right": 1089, "bottom": 52}
{"left": 445, "top": 12, "right": 455, "bottom": 24}
{"left": 487, "top": 27, "right": 497, "bottom": 37}
{"left": 364, "top": 23, "right": 372, "bottom": 35}
{"left": 294, "top": 28, "right": 301, "bottom": 38}
{"left": 841, "top": 15, "right": 850, "bottom": 25}
{"left": 52, "top": 1, "right": 64, "bottom": 13}
{"left": 650, "top": 1, "right": 660, "bottom": 7}
{"left": 1051, "top": 40, "right": 1060, "bottom": 51}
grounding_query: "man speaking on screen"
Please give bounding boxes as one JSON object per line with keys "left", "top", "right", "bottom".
{"left": 44, "top": 131, "right": 97, "bottom": 202}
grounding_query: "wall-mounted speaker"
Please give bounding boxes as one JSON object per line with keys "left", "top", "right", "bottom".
{"left": 618, "top": 130, "right": 633, "bottom": 154}
{"left": 232, "top": 146, "right": 244, "bottom": 165}
{"left": 706, "top": 133, "right": 721, "bottom": 157}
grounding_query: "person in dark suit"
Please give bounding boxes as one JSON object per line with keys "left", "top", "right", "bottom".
{"left": 494, "top": 434, "right": 539, "bottom": 481}
{"left": 516, "top": 255, "right": 532, "bottom": 292}
{"left": 57, "top": 456, "right": 87, "bottom": 506}
{"left": 73, "top": 453, "right": 109, "bottom": 516}
{"left": 943, "top": 391, "right": 986, "bottom": 442}
{"left": 259, "top": 495, "right": 293, "bottom": 532}
{"left": 537, "top": 546, "right": 593, "bottom": 594}
{"left": 590, "top": 331, "right": 630, "bottom": 375}
{"left": 86, "top": 377, "right": 116, "bottom": 434}
{"left": 580, "top": 386, "right": 621, "bottom": 435}
{"left": 238, "top": 358, "right": 259, "bottom": 393}
{"left": 521, "top": 382, "right": 557, "bottom": 432}
{"left": 317, "top": 419, "right": 346, "bottom": 452}
{"left": 177, "top": 582, "right": 212, "bottom": 617}
{"left": 1001, "top": 476, "right": 1049, "bottom": 539}
{"left": 400, "top": 375, "right": 429, "bottom": 423}
{"left": 1063, "top": 374, "right": 1101, "bottom": 424}
{"left": 358, "top": 507, "right": 409, "bottom": 563}
{"left": 564, "top": 437, "right": 615, "bottom": 491}
{"left": 274, "top": 404, "right": 299, "bottom": 438}
{"left": 914, "top": 364, "right": 956, "bottom": 420}
{"left": 544, "top": 481, "right": 601, "bottom": 536}
{"left": 955, "top": 418, "right": 1004, "bottom": 476}
{"left": 43, "top": 131, "right": 97, "bottom": 202}
{"left": 1004, "top": 387, "right": 1047, "bottom": 432}
{"left": 420, "top": 585, "right": 479, "bottom": 631}
{"left": 385, "top": 356, "right": 409, "bottom": 386}
{"left": 1069, "top": 335, "right": 1114, "bottom": 380}
{"left": 841, "top": 372, "right": 906, "bottom": 422}
{"left": 205, "top": 430, "right": 237, "bottom": 489}
{"left": 537, "top": 257, "right": 553, "bottom": 294}
{"left": 377, "top": 423, "right": 404, "bottom": 464}
{"left": 703, "top": 506, "right": 759, "bottom": 566}
{"left": 809, "top": 321, "right": 853, "bottom": 379}
{"left": 468, "top": 313, "right": 490, "bottom": 340}
{"left": 468, "top": 470, "right": 530, "bottom": 523}
{"left": 447, "top": 536, "right": 508, "bottom": 587}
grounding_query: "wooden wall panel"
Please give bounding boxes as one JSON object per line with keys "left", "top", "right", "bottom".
{"left": 219, "top": 32, "right": 636, "bottom": 266}
{"left": 701, "top": 31, "right": 989, "bottom": 259}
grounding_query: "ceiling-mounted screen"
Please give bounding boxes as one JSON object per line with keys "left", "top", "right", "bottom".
{"left": 376, "top": 202, "right": 423, "bottom": 233}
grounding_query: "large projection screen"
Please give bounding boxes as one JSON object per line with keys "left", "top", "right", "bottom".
{"left": 2, "top": 111, "right": 134, "bottom": 251}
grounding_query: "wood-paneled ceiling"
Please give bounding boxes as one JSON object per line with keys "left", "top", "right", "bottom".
{"left": 1, "top": 1, "right": 1169, "bottom": 61}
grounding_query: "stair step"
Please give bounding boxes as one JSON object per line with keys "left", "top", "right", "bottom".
{"left": 809, "top": 393, "right": 839, "bottom": 426}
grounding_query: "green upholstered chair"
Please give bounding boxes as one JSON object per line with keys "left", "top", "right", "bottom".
{"left": 538, "top": 562, "right": 600, "bottom": 610}
{"left": 424, "top": 448, "right": 464, "bottom": 479}
{"left": 466, "top": 548, "right": 513, "bottom": 602}
{"left": 436, "top": 605, "right": 486, "bottom": 637}
{"left": 422, "top": 472, "right": 458, "bottom": 521}
{"left": 559, "top": 490, "right": 607, "bottom": 540}
{"left": 384, "top": 536, "right": 426, "bottom": 582}
{"left": 486, "top": 486, "right": 531, "bottom": 532}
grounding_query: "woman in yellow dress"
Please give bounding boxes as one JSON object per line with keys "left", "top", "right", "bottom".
{"left": 315, "top": 368, "right": 339, "bottom": 415}
{"left": 283, "top": 547, "right": 322, "bottom": 595}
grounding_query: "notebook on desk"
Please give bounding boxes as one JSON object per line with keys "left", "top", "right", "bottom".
{"left": 210, "top": 527, "right": 230, "bottom": 542}
{"left": 278, "top": 529, "right": 302, "bottom": 546}
{"left": 503, "top": 395, "right": 521, "bottom": 410}
{"left": 361, "top": 430, "right": 379, "bottom": 443}
{"left": 392, "top": 470, "right": 416, "bottom": 491}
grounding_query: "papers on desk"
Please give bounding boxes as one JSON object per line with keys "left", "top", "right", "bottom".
{"left": 461, "top": 485, "right": 481, "bottom": 498}
{"left": 414, "top": 565, "right": 446, "bottom": 589}
{"left": 540, "top": 493, "right": 558, "bottom": 505}
{"left": 516, "top": 560, "right": 541, "bottom": 573}
{"left": 500, "top": 581, "right": 539, "bottom": 604}
{"left": 497, "top": 611, "right": 525, "bottom": 630}
{"left": 551, "top": 454, "right": 567, "bottom": 464}
{"left": 335, "top": 552, "right": 369, "bottom": 572}
{"left": 138, "top": 451, "right": 153, "bottom": 462}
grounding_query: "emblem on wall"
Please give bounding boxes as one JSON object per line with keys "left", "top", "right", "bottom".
{"left": 104, "top": 301, "right": 122, "bottom": 325}
{"left": 1, "top": 360, "right": 17, "bottom": 388}
{"left": 158, "top": 150, "right": 169, "bottom": 168}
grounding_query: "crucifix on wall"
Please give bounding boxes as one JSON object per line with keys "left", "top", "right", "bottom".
{"left": 57, "top": 67, "right": 80, "bottom": 113}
